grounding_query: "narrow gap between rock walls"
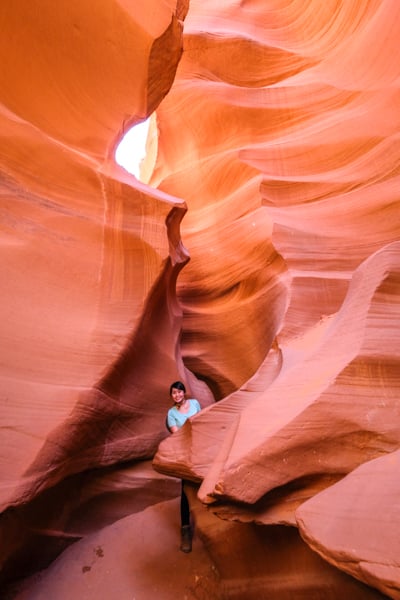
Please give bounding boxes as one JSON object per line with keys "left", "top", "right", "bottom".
{"left": 115, "top": 115, "right": 156, "bottom": 184}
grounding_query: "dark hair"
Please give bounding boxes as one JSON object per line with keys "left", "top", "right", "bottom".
{"left": 169, "top": 380, "right": 186, "bottom": 395}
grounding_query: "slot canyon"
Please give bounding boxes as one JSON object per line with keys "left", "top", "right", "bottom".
{"left": 1, "top": 0, "right": 399, "bottom": 598}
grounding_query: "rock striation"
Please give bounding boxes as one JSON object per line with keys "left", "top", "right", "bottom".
{"left": 0, "top": 0, "right": 200, "bottom": 513}
{"left": 296, "top": 450, "right": 400, "bottom": 599}
{"left": 1, "top": 0, "right": 400, "bottom": 598}
{"left": 153, "top": 0, "right": 400, "bottom": 597}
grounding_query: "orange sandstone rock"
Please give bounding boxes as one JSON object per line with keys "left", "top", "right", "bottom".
{"left": 0, "top": 0, "right": 202, "bottom": 512}
{"left": 152, "top": 2, "right": 400, "bottom": 596}
{"left": 154, "top": 242, "right": 400, "bottom": 504}
{"left": 296, "top": 450, "right": 400, "bottom": 600}
{"left": 2, "top": 0, "right": 400, "bottom": 598}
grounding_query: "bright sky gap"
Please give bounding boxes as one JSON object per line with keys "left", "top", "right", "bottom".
{"left": 115, "top": 118, "right": 151, "bottom": 179}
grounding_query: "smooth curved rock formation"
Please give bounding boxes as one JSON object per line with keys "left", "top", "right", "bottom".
{"left": 0, "top": 2, "right": 216, "bottom": 586}
{"left": 187, "top": 484, "right": 388, "bottom": 600}
{"left": 296, "top": 450, "right": 400, "bottom": 599}
{"left": 1, "top": 0, "right": 400, "bottom": 598}
{"left": 154, "top": 241, "right": 400, "bottom": 494}
{"left": 0, "top": 0, "right": 211, "bottom": 515}
{"left": 12, "top": 497, "right": 220, "bottom": 600}
{"left": 152, "top": 0, "right": 400, "bottom": 597}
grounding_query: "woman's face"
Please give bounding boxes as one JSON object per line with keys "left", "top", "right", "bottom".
{"left": 171, "top": 386, "right": 185, "bottom": 405}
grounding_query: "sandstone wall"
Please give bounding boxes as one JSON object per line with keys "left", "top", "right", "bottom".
{"left": 1, "top": 0, "right": 399, "bottom": 598}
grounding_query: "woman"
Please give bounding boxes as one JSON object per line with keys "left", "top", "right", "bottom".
{"left": 167, "top": 381, "right": 201, "bottom": 553}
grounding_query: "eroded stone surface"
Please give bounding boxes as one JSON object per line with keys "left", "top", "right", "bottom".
{"left": 0, "top": 0, "right": 212, "bottom": 514}
{"left": 1, "top": 0, "right": 400, "bottom": 598}
{"left": 154, "top": 243, "right": 400, "bottom": 502}
{"left": 11, "top": 497, "right": 221, "bottom": 600}
{"left": 186, "top": 484, "right": 388, "bottom": 600}
{"left": 152, "top": 0, "right": 400, "bottom": 597}
{"left": 296, "top": 451, "right": 400, "bottom": 600}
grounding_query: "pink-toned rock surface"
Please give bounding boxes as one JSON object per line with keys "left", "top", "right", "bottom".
{"left": 150, "top": 0, "right": 400, "bottom": 401}
{"left": 187, "top": 485, "right": 388, "bottom": 600}
{"left": 296, "top": 450, "right": 400, "bottom": 599}
{"left": 0, "top": 461, "right": 180, "bottom": 589}
{"left": 152, "top": 0, "right": 400, "bottom": 597}
{"left": 1, "top": 0, "right": 400, "bottom": 598}
{"left": 154, "top": 241, "right": 400, "bottom": 512}
{"left": 11, "top": 498, "right": 221, "bottom": 600}
{"left": 9, "top": 488, "right": 388, "bottom": 600}
{"left": 0, "top": 0, "right": 215, "bottom": 514}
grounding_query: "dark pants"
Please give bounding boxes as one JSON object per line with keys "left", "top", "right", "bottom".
{"left": 180, "top": 480, "right": 190, "bottom": 527}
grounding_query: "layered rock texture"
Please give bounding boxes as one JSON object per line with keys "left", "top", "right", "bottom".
{"left": 1, "top": 0, "right": 400, "bottom": 598}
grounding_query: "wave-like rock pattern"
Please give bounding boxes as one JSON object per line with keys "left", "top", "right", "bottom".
{"left": 1, "top": 0, "right": 400, "bottom": 598}
{"left": 0, "top": 1, "right": 203, "bottom": 510}
{"left": 153, "top": 1, "right": 400, "bottom": 597}
{"left": 296, "top": 450, "right": 400, "bottom": 599}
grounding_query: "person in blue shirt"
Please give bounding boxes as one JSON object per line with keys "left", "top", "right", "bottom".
{"left": 166, "top": 380, "right": 201, "bottom": 552}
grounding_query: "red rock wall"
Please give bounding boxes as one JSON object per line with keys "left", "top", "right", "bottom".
{"left": 1, "top": 0, "right": 400, "bottom": 598}
{"left": 0, "top": 0, "right": 211, "bottom": 514}
{"left": 153, "top": 0, "right": 400, "bottom": 598}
